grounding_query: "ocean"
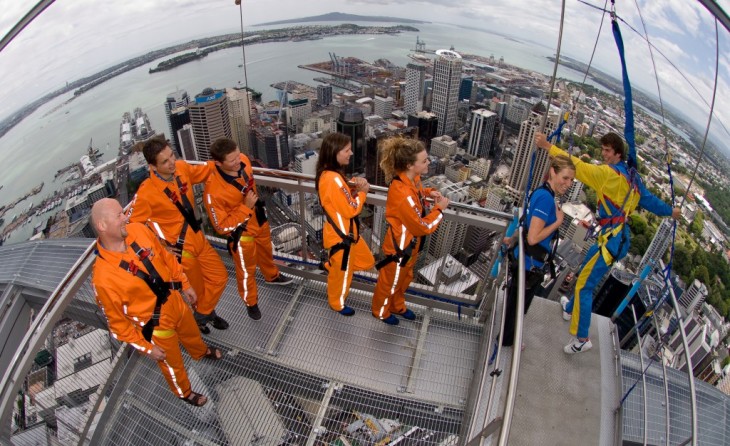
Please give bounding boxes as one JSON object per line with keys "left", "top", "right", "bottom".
{"left": 0, "top": 22, "right": 598, "bottom": 244}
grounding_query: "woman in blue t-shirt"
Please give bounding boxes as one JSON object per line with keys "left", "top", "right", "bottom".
{"left": 502, "top": 154, "right": 575, "bottom": 347}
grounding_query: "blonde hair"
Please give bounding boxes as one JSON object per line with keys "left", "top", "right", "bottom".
{"left": 550, "top": 154, "right": 575, "bottom": 176}
{"left": 379, "top": 137, "right": 426, "bottom": 183}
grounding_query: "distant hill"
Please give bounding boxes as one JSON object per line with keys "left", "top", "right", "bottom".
{"left": 255, "top": 12, "right": 429, "bottom": 26}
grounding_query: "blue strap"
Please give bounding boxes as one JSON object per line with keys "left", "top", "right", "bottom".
{"left": 547, "top": 117, "right": 567, "bottom": 144}
{"left": 612, "top": 18, "right": 637, "bottom": 170}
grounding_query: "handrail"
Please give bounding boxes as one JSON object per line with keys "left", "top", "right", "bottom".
{"left": 0, "top": 239, "right": 97, "bottom": 439}
{"left": 496, "top": 207, "right": 525, "bottom": 446}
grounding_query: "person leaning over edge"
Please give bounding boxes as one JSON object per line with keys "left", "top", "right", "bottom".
{"left": 315, "top": 132, "right": 375, "bottom": 316}
{"left": 535, "top": 131, "right": 680, "bottom": 354}
{"left": 127, "top": 136, "right": 229, "bottom": 335}
{"left": 501, "top": 154, "right": 575, "bottom": 348}
{"left": 371, "top": 136, "right": 448, "bottom": 325}
{"left": 203, "top": 138, "right": 293, "bottom": 321}
{"left": 91, "top": 198, "right": 222, "bottom": 407}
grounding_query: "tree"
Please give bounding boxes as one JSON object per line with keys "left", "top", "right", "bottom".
{"left": 672, "top": 244, "right": 692, "bottom": 281}
{"left": 628, "top": 214, "right": 648, "bottom": 237}
{"left": 692, "top": 265, "right": 710, "bottom": 288}
{"left": 584, "top": 188, "right": 597, "bottom": 213}
{"left": 630, "top": 234, "right": 648, "bottom": 256}
{"left": 689, "top": 211, "right": 704, "bottom": 238}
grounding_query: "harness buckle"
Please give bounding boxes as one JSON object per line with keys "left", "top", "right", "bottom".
{"left": 128, "top": 260, "right": 139, "bottom": 275}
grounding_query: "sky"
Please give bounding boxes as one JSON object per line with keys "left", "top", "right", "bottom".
{"left": 0, "top": 0, "right": 728, "bottom": 148}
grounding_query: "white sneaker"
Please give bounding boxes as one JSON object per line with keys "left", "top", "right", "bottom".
{"left": 564, "top": 338, "right": 592, "bottom": 354}
{"left": 560, "top": 296, "right": 571, "bottom": 321}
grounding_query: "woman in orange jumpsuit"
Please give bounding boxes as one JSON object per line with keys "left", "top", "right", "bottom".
{"left": 371, "top": 137, "right": 449, "bottom": 325}
{"left": 315, "top": 133, "right": 375, "bottom": 316}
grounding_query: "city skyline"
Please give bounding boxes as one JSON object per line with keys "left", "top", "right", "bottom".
{"left": 0, "top": 0, "right": 728, "bottom": 147}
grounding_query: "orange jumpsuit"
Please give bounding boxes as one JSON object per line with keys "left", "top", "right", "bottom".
{"left": 372, "top": 173, "right": 443, "bottom": 319}
{"left": 92, "top": 222, "right": 208, "bottom": 399}
{"left": 204, "top": 153, "right": 280, "bottom": 307}
{"left": 318, "top": 171, "right": 375, "bottom": 311}
{"left": 128, "top": 160, "right": 227, "bottom": 316}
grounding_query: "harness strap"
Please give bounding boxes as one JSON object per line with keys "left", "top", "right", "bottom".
{"left": 323, "top": 208, "right": 359, "bottom": 271}
{"left": 217, "top": 162, "right": 267, "bottom": 225}
{"left": 163, "top": 176, "right": 201, "bottom": 233}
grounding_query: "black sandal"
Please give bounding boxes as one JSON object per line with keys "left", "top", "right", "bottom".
{"left": 203, "top": 346, "right": 223, "bottom": 360}
{"left": 180, "top": 391, "right": 207, "bottom": 407}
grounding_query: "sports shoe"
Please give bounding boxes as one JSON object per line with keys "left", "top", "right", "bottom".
{"left": 247, "top": 304, "right": 262, "bottom": 321}
{"left": 210, "top": 311, "right": 229, "bottom": 330}
{"left": 339, "top": 306, "right": 355, "bottom": 316}
{"left": 395, "top": 309, "right": 416, "bottom": 320}
{"left": 381, "top": 314, "right": 399, "bottom": 325}
{"left": 197, "top": 323, "right": 211, "bottom": 335}
{"left": 564, "top": 338, "right": 592, "bottom": 354}
{"left": 560, "top": 296, "right": 572, "bottom": 321}
{"left": 267, "top": 274, "right": 293, "bottom": 286}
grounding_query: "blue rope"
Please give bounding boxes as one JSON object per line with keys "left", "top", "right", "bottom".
{"left": 611, "top": 17, "right": 638, "bottom": 170}
{"left": 523, "top": 117, "right": 567, "bottom": 214}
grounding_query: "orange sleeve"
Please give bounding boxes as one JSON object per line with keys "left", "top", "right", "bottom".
{"left": 181, "top": 160, "right": 212, "bottom": 185}
{"left": 391, "top": 182, "right": 443, "bottom": 237}
{"left": 204, "top": 179, "right": 253, "bottom": 236}
{"left": 319, "top": 172, "right": 365, "bottom": 222}
{"left": 93, "top": 272, "right": 154, "bottom": 354}
{"left": 126, "top": 185, "right": 153, "bottom": 224}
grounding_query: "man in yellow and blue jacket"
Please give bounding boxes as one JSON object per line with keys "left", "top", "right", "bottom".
{"left": 536, "top": 132, "right": 680, "bottom": 354}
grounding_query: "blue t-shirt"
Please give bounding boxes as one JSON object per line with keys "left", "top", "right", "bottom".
{"left": 513, "top": 186, "right": 557, "bottom": 271}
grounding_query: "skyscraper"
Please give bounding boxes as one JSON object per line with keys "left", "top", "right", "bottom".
{"left": 188, "top": 88, "right": 232, "bottom": 161}
{"left": 168, "top": 107, "right": 190, "bottom": 158}
{"left": 407, "top": 111, "right": 438, "bottom": 150}
{"left": 226, "top": 87, "right": 253, "bottom": 155}
{"left": 177, "top": 124, "right": 197, "bottom": 161}
{"left": 373, "top": 96, "right": 393, "bottom": 118}
{"left": 164, "top": 90, "right": 189, "bottom": 154}
{"left": 317, "top": 84, "right": 333, "bottom": 107}
{"left": 639, "top": 218, "right": 675, "bottom": 273}
{"left": 507, "top": 101, "right": 558, "bottom": 197}
{"left": 336, "top": 108, "right": 366, "bottom": 175}
{"left": 467, "top": 109, "right": 497, "bottom": 159}
{"left": 678, "top": 279, "right": 709, "bottom": 314}
{"left": 432, "top": 50, "right": 462, "bottom": 136}
{"left": 404, "top": 63, "right": 426, "bottom": 115}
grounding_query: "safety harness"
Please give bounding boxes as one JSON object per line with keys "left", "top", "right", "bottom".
{"left": 517, "top": 182, "right": 560, "bottom": 278}
{"left": 375, "top": 177, "right": 429, "bottom": 270}
{"left": 216, "top": 162, "right": 268, "bottom": 254}
{"left": 323, "top": 207, "right": 361, "bottom": 271}
{"left": 116, "top": 241, "right": 182, "bottom": 341}
{"left": 161, "top": 176, "right": 201, "bottom": 261}
{"left": 595, "top": 165, "right": 639, "bottom": 264}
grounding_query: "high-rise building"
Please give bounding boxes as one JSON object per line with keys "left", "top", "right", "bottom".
{"left": 467, "top": 109, "right": 497, "bottom": 159}
{"left": 404, "top": 63, "right": 426, "bottom": 115}
{"left": 459, "top": 77, "right": 473, "bottom": 102}
{"left": 639, "top": 218, "right": 675, "bottom": 273}
{"left": 251, "top": 125, "right": 289, "bottom": 169}
{"left": 177, "top": 124, "right": 197, "bottom": 161}
{"left": 507, "top": 101, "right": 558, "bottom": 196}
{"left": 336, "top": 108, "right": 366, "bottom": 175}
{"left": 292, "top": 150, "right": 318, "bottom": 176}
{"left": 226, "top": 87, "right": 253, "bottom": 155}
{"left": 164, "top": 90, "right": 189, "bottom": 154}
{"left": 168, "top": 107, "right": 190, "bottom": 158}
{"left": 678, "top": 279, "right": 709, "bottom": 314}
{"left": 430, "top": 135, "right": 457, "bottom": 158}
{"left": 317, "top": 84, "right": 333, "bottom": 107}
{"left": 188, "top": 88, "right": 232, "bottom": 161}
{"left": 373, "top": 96, "right": 393, "bottom": 118}
{"left": 432, "top": 50, "right": 462, "bottom": 136}
{"left": 407, "top": 111, "right": 438, "bottom": 150}
{"left": 565, "top": 179, "right": 584, "bottom": 203}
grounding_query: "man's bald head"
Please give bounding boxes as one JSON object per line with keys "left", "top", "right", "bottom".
{"left": 91, "top": 198, "right": 125, "bottom": 238}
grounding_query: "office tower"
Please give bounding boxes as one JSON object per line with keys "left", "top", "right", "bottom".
{"left": 287, "top": 98, "right": 311, "bottom": 133}
{"left": 678, "top": 279, "right": 709, "bottom": 314}
{"left": 373, "top": 96, "right": 393, "bottom": 118}
{"left": 164, "top": 90, "right": 190, "bottom": 155}
{"left": 168, "top": 107, "right": 190, "bottom": 158}
{"left": 459, "top": 77, "right": 473, "bottom": 102}
{"left": 404, "top": 63, "right": 426, "bottom": 114}
{"left": 336, "top": 108, "right": 366, "bottom": 175}
{"left": 292, "top": 150, "right": 318, "bottom": 175}
{"left": 430, "top": 135, "right": 457, "bottom": 158}
{"left": 566, "top": 179, "right": 584, "bottom": 203}
{"left": 423, "top": 79, "right": 433, "bottom": 111}
{"left": 428, "top": 219, "right": 468, "bottom": 259}
{"left": 317, "top": 84, "right": 333, "bottom": 107}
{"left": 188, "top": 88, "right": 232, "bottom": 161}
{"left": 467, "top": 109, "right": 497, "bottom": 159}
{"left": 226, "top": 87, "right": 253, "bottom": 156}
{"left": 639, "top": 218, "right": 675, "bottom": 273}
{"left": 251, "top": 125, "right": 289, "bottom": 169}
{"left": 507, "top": 101, "right": 558, "bottom": 195}
{"left": 432, "top": 49, "right": 462, "bottom": 136}
{"left": 407, "top": 111, "right": 438, "bottom": 150}
{"left": 177, "top": 124, "right": 197, "bottom": 161}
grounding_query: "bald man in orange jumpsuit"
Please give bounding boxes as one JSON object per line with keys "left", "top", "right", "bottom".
{"left": 204, "top": 138, "right": 292, "bottom": 321}
{"left": 128, "top": 138, "right": 228, "bottom": 334}
{"left": 91, "top": 198, "right": 221, "bottom": 406}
